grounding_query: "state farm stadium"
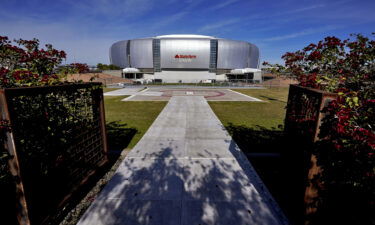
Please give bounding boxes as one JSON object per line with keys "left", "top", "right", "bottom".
{"left": 109, "top": 34, "right": 261, "bottom": 83}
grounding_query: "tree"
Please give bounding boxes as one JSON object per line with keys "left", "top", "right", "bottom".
{"left": 96, "top": 63, "right": 120, "bottom": 70}
{"left": 265, "top": 33, "right": 374, "bottom": 224}
{"left": 0, "top": 36, "right": 66, "bottom": 87}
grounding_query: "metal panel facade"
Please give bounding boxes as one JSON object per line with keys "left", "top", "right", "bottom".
{"left": 217, "top": 40, "right": 251, "bottom": 69}
{"left": 160, "top": 38, "right": 210, "bottom": 69}
{"left": 109, "top": 41, "right": 128, "bottom": 68}
{"left": 249, "top": 43, "right": 260, "bottom": 68}
{"left": 110, "top": 36, "right": 260, "bottom": 70}
{"left": 129, "top": 39, "right": 153, "bottom": 68}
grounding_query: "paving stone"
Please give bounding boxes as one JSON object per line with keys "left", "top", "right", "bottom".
{"left": 182, "top": 200, "right": 280, "bottom": 225}
{"left": 128, "top": 139, "right": 186, "bottom": 158}
{"left": 185, "top": 127, "right": 231, "bottom": 139}
{"left": 182, "top": 158, "right": 260, "bottom": 202}
{"left": 114, "top": 200, "right": 182, "bottom": 225}
{"left": 78, "top": 199, "right": 181, "bottom": 225}
{"left": 185, "top": 139, "right": 235, "bottom": 158}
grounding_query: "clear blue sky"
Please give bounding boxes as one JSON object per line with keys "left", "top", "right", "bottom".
{"left": 1, "top": 0, "right": 374, "bottom": 65}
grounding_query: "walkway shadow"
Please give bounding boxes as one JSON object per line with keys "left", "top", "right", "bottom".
{"left": 78, "top": 143, "right": 282, "bottom": 224}
{"left": 226, "top": 124, "right": 285, "bottom": 154}
{"left": 259, "top": 95, "right": 287, "bottom": 103}
{"left": 106, "top": 121, "right": 137, "bottom": 161}
{"left": 226, "top": 123, "right": 305, "bottom": 225}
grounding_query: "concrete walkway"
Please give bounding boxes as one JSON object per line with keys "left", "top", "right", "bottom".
{"left": 78, "top": 96, "right": 288, "bottom": 225}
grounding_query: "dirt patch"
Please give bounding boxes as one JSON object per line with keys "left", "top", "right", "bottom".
{"left": 263, "top": 77, "right": 298, "bottom": 87}
{"left": 65, "top": 73, "right": 133, "bottom": 85}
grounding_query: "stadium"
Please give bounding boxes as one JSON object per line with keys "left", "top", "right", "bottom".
{"left": 109, "top": 34, "right": 261, "bottom": 83}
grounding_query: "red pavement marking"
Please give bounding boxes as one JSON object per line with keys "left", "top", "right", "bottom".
{"left": 159, "top": 90, "right": 226, "bottom": 98}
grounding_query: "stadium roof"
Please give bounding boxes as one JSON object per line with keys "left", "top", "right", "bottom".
{"left": 155, "top": 34, "right": 215, "bottom": 39}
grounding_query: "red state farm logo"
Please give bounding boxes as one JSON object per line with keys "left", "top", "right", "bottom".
{"left": 174, "top": 54, "right": 197, "bottom": 59}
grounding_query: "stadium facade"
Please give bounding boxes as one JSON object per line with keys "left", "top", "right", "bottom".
{"left": 109, "top": 34, "right": 261, "bottom": 83}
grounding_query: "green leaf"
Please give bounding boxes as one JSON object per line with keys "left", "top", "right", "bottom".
{"left": 353, "top": 97, "right": 359, "bottom": 106}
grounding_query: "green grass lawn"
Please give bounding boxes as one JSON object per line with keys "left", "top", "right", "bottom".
{"left": 104, "top": 96, "right": 167, "bottom": 149}
{"left": 209, "top": 87, "right": 289, "bottom": 129}
{"left": 208, "top": 87, "right": 290, "bottom": 154}
{"left": 234, "top": 87, "right": 289, "bottom": 102}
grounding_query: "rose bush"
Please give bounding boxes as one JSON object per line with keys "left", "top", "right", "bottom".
{"left": 69, "top": 63, "right": 90, "bottom": 74}
{"left": 0, "top": 36, "right": 66, "bottom": 87}
{"left": 1, "top": 36, "right": 69, "bottom": 187}
{"left": 265, "top": 33, "right": 374, "bottom": 224}
{"left": 0, "top": 36, "right": 105, "bottom": 224}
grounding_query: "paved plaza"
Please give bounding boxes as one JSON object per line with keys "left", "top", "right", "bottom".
{"left": 78, "top": 95, "right": 287, "bottom": 225}
{"left": 104, "top": 87, "right": 146, "bottom": 96}
{"left": 104, "top": 87, "right": 263, "bottom": 101}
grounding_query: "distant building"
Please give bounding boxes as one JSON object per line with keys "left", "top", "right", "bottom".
{"left": 110, "top": 34, "right": 261, "bottom": 83}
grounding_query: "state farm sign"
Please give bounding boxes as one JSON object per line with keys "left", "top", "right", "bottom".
{"left": 174, "top": 54, "right": 197, "bottom": 59}
{"left": 174, "top": 54, "right": 197, "bottom": 63}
